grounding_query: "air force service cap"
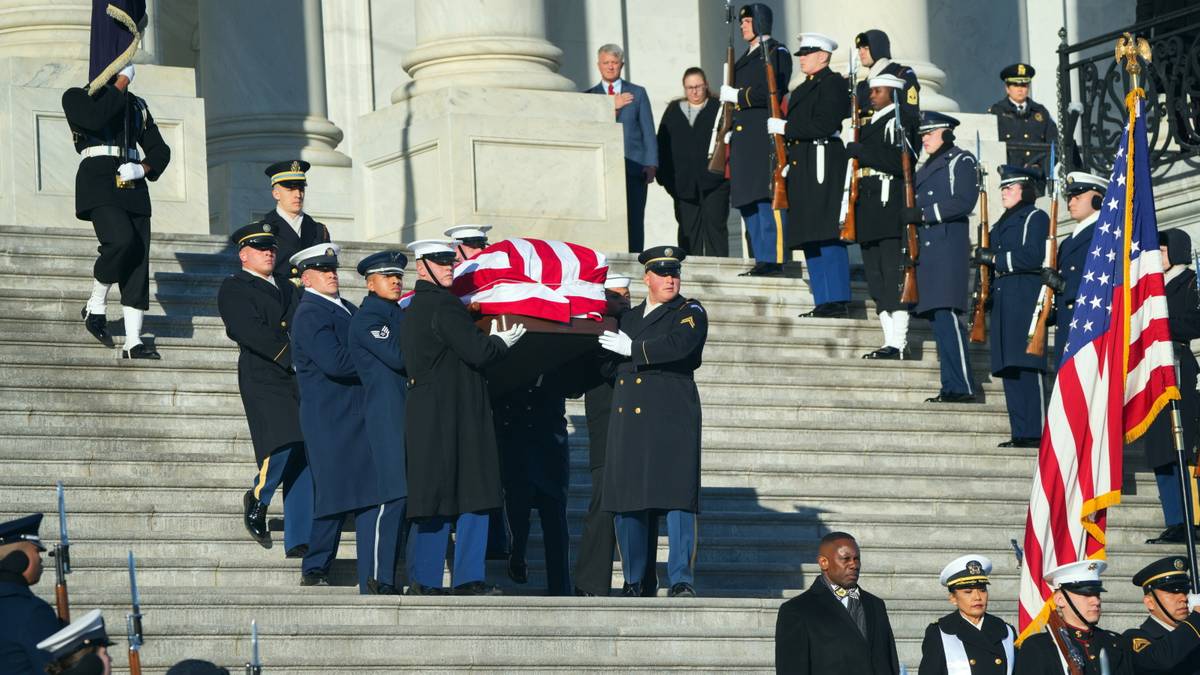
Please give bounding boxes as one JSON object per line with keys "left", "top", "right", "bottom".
{"left": 795, "top": 33, "right": 837, "bottom": 56}
{"left": 1001, "top": 62, "right": 1035, "bottom": 84}
{"left": 0, "top": 513, "right": 45, "bottom": 551}
{"left": 265, "top": 160, "right": 310, "bottom": 188}
{"left": 36, "top": 608, "right": 114, "bottom": 660}
{"left": 940, "top": 554, "right": 993, "bottom": 589}
{"left": 357, "top": 250, "right": 408, "bottom": 277}
{"left": 918, "top": 111, "right": 960, "bottom": 134}
{"left": 998, "top": 164, "right": 1041, "bottom": 188}
{"left": 407, "top": 240, "right": 457, "bottom": 265}
{"left": 289, "top": 243, "right": 341, "bottom": 272}
{"left": 1045, "top": 559, "right": 1107, "bottom": 595}
{"left": 1064, "top": 171, "right": 1107, "bottom": 198}
{"left": 443, "top": 224, "right": 492, "bottom": 248}
{"left": 1133, "top": 556, "right": 1191, "bottom": 594}
{"left": 230, "top": 221, "right": 277, "bottom": 250}
{"left": 639, "top": 245, "right": 687, "bottom": 275}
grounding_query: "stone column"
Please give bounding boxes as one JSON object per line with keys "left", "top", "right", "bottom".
{"left": 0, "top": 0, "right": 89, "bottom": 60}
{"left": 803, "top": 0, "right": 958, "bottom": 111}
{"left": 198, "top": 0, "right": 351, "bottom": 233}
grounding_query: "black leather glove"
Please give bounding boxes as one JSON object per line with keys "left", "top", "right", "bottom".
{"left": 971, "top": 246, "right": 996, "bottom": 267}
{"left": 902, "top": 206, "right": 923, "bottom": 224}
{"left": 1040, "top": 267, "right": 1067, "bottom": 294}
{"left": 844, "top": 142, "right": 863, "bottom": 159}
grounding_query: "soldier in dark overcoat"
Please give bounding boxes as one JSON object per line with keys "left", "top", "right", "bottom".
{"left": 1123, "top": 556, "right": 1200, "bottom": 674}
{"left": 770, "top": 33, "right": 851, "bottom": 318}
{"left": 598, "top": 246, "right": 707, "bottom": 598}
{"left": 1043, "top": 172, "right": 1107, "bottom": 366}
{"left": 854, "top": 30, "right": 920, "bottom": 130}
{"left": 973, "top": 167, "right": 1048, "bottom": 448}
{"left": 261, "top": 160, "right": 330, "bottom": 281}
{"left": 63, "top": 0, "right": 170, "bottom": 359}
{"left": 846, "top": 73, "right": 917, "bottom": 359}
{"left": 718, "top": 3, "right": 792, "bottom": 276}
{"left": 400, "top": 240, "right": 526, "bottom": 595}
{"left": 217, "top": 222, "right": 312, "bottom": 557}
{"left": 988, "top": 64, "right": 1057, "bottom": 190}
{"left": 0, "top": 515, "right": 61, "bottom": 675}
{"left": 918, "top": 554, "right": 1016, "bottom": 675}
{"left": 289, "top": 244, "right": 390, "bottom": 593}
{"left": 911, "top": 112, "right": 980, "bottom": 402}
{"left": 346, "top": 251, "right": 412, "bottom": 594}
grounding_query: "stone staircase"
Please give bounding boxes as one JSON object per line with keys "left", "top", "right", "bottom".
{"left": 0, "top": 223, "right": 1184, "bottom": 673}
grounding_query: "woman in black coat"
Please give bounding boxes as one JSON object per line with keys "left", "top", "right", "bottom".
{"left": 918, "top": 554, "right": 1016, "bottom": 675}
{"left": 656, "top": 67, "right": 730, "bottom": 257}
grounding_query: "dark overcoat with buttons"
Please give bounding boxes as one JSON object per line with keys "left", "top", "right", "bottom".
{"left": 0, "top": 578, "right": 60, "bottom": 674}
{"left": 493, "top": 377, "right": 571, "bottom": 503}
{"left": 988, "top": 202, "right": 1049, "bottom": 375}
{"left": 291, "top": 292, "right": 381, "bottom": 518}
{"left": 854, "top": 107, "right": 915, "bottom": 244}
{"left": 782, "top": 66, "right": 850, "bottom": 248}
{"left": 1053, "top": 216, "right": 1097, "bottom": 364}
{"left": 400, "top": 280, "right": 508, "bottom": 519}
{"left": 917, "top": 612, "right": 1015, "bottom": 675}
{"left": 347, "top": 292, "right": 409, "bottom": 502}
{"left": 262, "top": 209, "right": 330, "bottom": 280}
{"left": 1122, "top": 610, "right": 1200, "bottom": 674}
{"left": 1014, "top": 626, "right": 1133, "bottom": 675}
{"left": 913, "top": 144, "right": 979, "bottom": 314}
{"left": 988, "top": 97, "right": 1057, "bottom": 178}
{"left": 600, "top": 294, "right": 707, "bottom": 514}
{"left": 729, "top": 38, "right": 792, "bottom": 208}
{"left": 217, "top": 270, "right": 304, "bottom": 465}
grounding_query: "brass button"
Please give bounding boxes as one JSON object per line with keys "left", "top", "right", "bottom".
{"left": 735, "top": 125, "right": 743, "bottom": 131}
{"left": 619, "top": 379, "right": 625, "bottom": 385}
{"left": 635, "top": 378, "right": 642, "bottom": 384}
{"left": 634, "top": 407, "right": 641, "bottom": 414}
{"left": 409, "top": 378, "right": 415, "bottom": 385}
{"left": 1024, "top": 133, "right": 1029, "bottom": 138}
{"left": 969, "top": 660, "right": 975, "bottom": 666}
{"left": 618, "top": 407, "right": 623, "bottom": 413}
{"left": 994, "top": 658, "right": 1002, "bottom": 665}
{"left": 281, "top": 320, "right": 287, "bottom": 327}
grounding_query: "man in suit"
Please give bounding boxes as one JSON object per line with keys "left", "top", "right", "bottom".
{"left": 289, "top": 243, "right": 394, "bottom": 593}
{"left": 774, "top": 531, "right": 900, "bottom": 674}
{"left": 1123, "top": 556, "right": 1200, "bottom": 673}
{"left": 586, "top": 44, "right": 657, "bottom": 253}
{"left": 261, "top": 160, "right": 331, "bottom": 281}
{"left": 0, "top": 514, "right": 61, "bottom": 675}
{"left": 918, "top": 554, "right": 1015, "bottom": 675}
{"left": 216, "top": 222, "right": 313, "bottom": 558}
{"left": 719, "top": 3, "right": 792, "bottom": 276}
{"left": 1039, "top": 172, "right": 1106, "bottom": 366}
{"left": 64, "top": 0, "right": 170, "bottom": 360}
{"left": 988, "top": 64, "right": 1057, "bottom": 191}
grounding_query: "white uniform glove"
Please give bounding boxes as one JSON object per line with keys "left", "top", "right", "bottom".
{"left": 723, "top": 131, "right": 732, "bottom": 145}
{"left": 1189, "top": 593, "right": 1200, "bottom": 612}
{"left": 118, "top": 64, "right": 135, "bottom": 83}
{"left": 117, "top": 162, "right": 145, "bottom": 181}
{"left": 598, "top": 330, "right": 632, "bottom": 357}
{"left": 767, "top": 117, "right": 786, "bottom": 136}
{"left": 719, "top": 85, "right": 739, "bottom": 104}
{"left": 489, "top": 319, "right": 526, "bottom": 347}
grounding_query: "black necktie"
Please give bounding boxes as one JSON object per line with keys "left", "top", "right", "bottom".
{"left": 846, "top": 593, "right": 867, "bottom": 638}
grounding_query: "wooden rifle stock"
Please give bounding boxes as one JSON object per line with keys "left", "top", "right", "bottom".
{"left": 1045, "top": 610, "right": 1085, "bottom": 675}
{"left": 762, "top": 47, "right": 789, "bottom": 210}
{"left": 128, "top": 647, "right": 142, "bottom": 675}
{"left": 707, "top": 44, "right": 735, "bottom": 174}
{"left": 55, "top": 583, "right": 69, "bottom": 623}
{"left": 968, "top": 174, "right": 991, "bottom": 343}
{"left": 899, "top": 145, "right": 919, "bottom": 304}
{"left": 1026, "top": 194, "right": 1060, "bottom": 356}
{"left": 839, "top": 86, "right": 861, "bottom": 243}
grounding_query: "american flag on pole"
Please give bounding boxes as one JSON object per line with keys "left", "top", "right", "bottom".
{"left": 1016, "top": 92, "right": 1180, "bottom": 641}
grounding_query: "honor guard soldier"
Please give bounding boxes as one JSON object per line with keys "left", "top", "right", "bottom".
{"left": 854, "top": 29, "right": 921, "bottom": 130}
{"left": 64, "top": 0, "right": 170, "bottom": 359}
{"left": 598, "top": 246, "right": 707, "bottom": 598}
{"left": 912, "top": 112, "right": 980, "bottom": 403}
{"left": 346, "top": 251, "right": 412, "bottom": 594}
{"left": 445, "top": 224, "right": 492, "bottom": 262}
{"left": 718, "top": 3, "right": 792, "bottom": 277}
{"left": 1124, "top": 556, "right": 1200, "bottom": 673}
{"left": 918, "top": 555, "right": 1015, "bottom": 674}
{"left": 988, "top": 64, "right": 1058, "bottom": 190}
{"left": 401, "top": 240, "right": 526, "bottom": 595}
{"left": 217, "top": 222, "right": 313, "bottom": 558}
{"left": 0, "top": 514, "right": 61, "bottom": 674}
{"left": 973, "top": 166, "right": 1048, "bottom": 448}
{"left": 262, "top": 160, "right": 330, "bottom": 282}
{"left": 775, "top": 532, "right": 901, "bottom": 674}
{"left": 1015, "top": 560, "right": 1134, "bottom": 674}
{"left": 768, "top": 32, "right": 852, "bottom": 318}
{"left": 846, "top": 73, "right": 917, "bottom": 359}
{"left": 36, "top": 609, "right": 113, "bottom": 675}
{"left": 1039, "top": 172, "right": 1107, "bottom": 366}
{"left": 289, "top": 243, "right": 394, "bottom": 593}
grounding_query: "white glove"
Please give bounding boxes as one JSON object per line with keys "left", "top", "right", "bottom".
{"left": 489, "top": 319, "right": 526, "bottom": 348}
{"left": 598, "top": 330, "right": 632, "bottom": 357}
{"left": 118, "top": 64, "right": 135, "bottom": 83}
{"left": 767, "top": 117, "right": 786, "bottom": 136}
{"left": 719, "top": 85, "right": 739, "bottom": 104}
{"left": 723, "top": 131, "right": 732, "bottom": 145}
{"left": 1189, "top": 593, "right": 1200, "bottom": 612}
{"left": 117, "top": 162, "right": 145, "bottom": 181}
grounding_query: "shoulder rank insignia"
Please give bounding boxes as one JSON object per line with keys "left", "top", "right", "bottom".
{"left": 1132, "top": 637, "right": 1151, "bottom": 653}
{"left": 680, "top": 316, "right": 695, "bottom": 328}
{"left": 906, "top": 86, "right": 919, "bottom": 105}
{"left": 370, "top": 326, "right": 390, "bottom": 340}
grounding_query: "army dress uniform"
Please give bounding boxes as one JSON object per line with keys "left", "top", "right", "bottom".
{"left": 599, "top": 247, "right": 708, "bottom": 597}
{"left": 918, "top": 555, "right": 1015, "bottom": 675}
{"left": 216, "top": 222, "right": 313, "bottom": 556}
{"left": 0, "top": 514, "right": 61, "bottom": 675}
{"left": 1124, "top": 556, "right": 1200, "bottom": 674}
{"left": 1051, "top": 173, "right": 1107, "bottom": 366}
{"left": 262, "top": 160, "right": 331, "bottom": 281}
{"left": 854, "top": 30, "right": 921, "bottom": 131}
{"left": 988, "top": 64, "right": 1058, "bottom": 186}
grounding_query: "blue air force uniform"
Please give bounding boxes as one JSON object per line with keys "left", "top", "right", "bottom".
{"left": 918, "top": 554, "right": 1015, "bottom": 675}
{"left": 1052, "top": 172, "right": 1108, "bottom": 366}
{"left": 913, "top": 112, "right": 979, "bottom": 401}
{"left": 0, "top": 514, "right": 61, "bottom": 675}
{"left": 982, "top": 167, "right": 1049, "bottom": 446}
{"left": 346, "top": 251, "right": 412, "bottom": 594}
{"left": 289, "top": 244, "right": 390, "bottom": 592}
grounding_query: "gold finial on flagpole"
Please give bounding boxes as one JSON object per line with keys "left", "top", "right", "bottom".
{"left": 1115, "top": 33, "right": 1152, "bottom": 113}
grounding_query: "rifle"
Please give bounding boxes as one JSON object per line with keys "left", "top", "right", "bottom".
{"left": 245, "top": 619, "right": 262, "bottom": 675}
{"left": 706, "top": 0, "right": 735, "bottom": 174}
{"left": 897, "top": 108, "right": 919, "bottom": 304}
{"left": 838, "top": 50, "right": 861, "bottom": 243}
{"left": 761, "top": 37, "right": 789, "bottom": 210}
{"left": 968, "top": 132, "right": 991, "bottom": 343}
{"left": 1026, "top": 143, "right": 1060, "bottom": 356}
{"left": 127, "top": 551, "right": 144, "bottom": 675}
{"left": 1045, "top": 609, "right": 1086, "bottom": 675}
{"left": 50, "top": 481, "right": 71, "bottom": 622}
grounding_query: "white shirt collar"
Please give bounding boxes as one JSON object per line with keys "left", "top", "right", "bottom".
{"left": 243, "top": 267, "right": 277, "bottom": 287}
{"left": 1069, "top": 211, "right": 1100, "bottom": 238}
{"left": 643, "top": 299, "right": 663, "bottom": 317}
{"left": 867, "top": 58, "right": 892, "bottom": 79}
{"left": 1152, "top": 614, "right": 1180, "bottom": 632}
{"left": 960, "top": 612, "right": 985, "bottom": 630}
{"left": 275, "top": 206, "right": 304, "bottom": 235}
{"left": 601, "top": 78, "right": 623, "bottom": 94}
{"left": 305, "top": 287, "right": 350, "bottom": 314}
{"left": 1008, "top": 97, "right": 1026, "bottom": 110}
{"left": 871, "top": 103, "right": 896, "bottom": 124}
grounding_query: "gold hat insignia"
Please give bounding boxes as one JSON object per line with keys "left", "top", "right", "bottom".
{"left": 291, "top": 160, "right": 302, "bottom": 172}
{"left": 1176, "top": 558, "right": 1186, "bottom": 570}
{"left": 1017, "top": 64, "right": 1026, "bottom": 76}
{"left": 325, "top": 248, "right": 334, "bottom": 257}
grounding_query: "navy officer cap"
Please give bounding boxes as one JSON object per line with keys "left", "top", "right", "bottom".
{"left": 1132, "top": 556, "right": 1192, "bottom": 594}
{"left": 1000, "top": 62, "right": 1035, "bottom": 84}
{"left": 638, "top": 245, "right": 687, "bottom": 274}
{"left": 0, "top": 513, "right": 45, "bottom": 551}
{"left": 230, "top": 221, "right": 277, "bottom": 250}
{"left": 998, "top": 164, "right": 1041, "bottom": 188}
{"left": 289, "top": 243, "right": 341, "bottom": 272}
{"left": 357, "top": 250, "right": 408, "bottom": 277}
{"left": 265, "top": 160, "right": 310, "bottom": 189}
{"left": 37, "top": 609, "right": 114, "bottom": 661}
{"left": 1063, "top": 171, "right": 1107, "bottom": 198}
{"left": 918, "top": 111, "right": 960, "bottom": 134}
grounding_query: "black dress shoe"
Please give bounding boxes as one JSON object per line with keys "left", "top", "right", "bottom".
{"left": 621, "top": 582, "right": 643, "bottom": 597}
{"left": 738, "top": 263, "right": 766, "bottom": 277}
{"left": 862, "top": 346, "right": 902, "bottom": 360}
{"left": 801, "top": 302, "right": 849, "bottom": 318}
{"left": 453, "top": 581, "right": 502, "bottom": 596}
{"left": 1147, "top": 524, "right": 1187, "bottom": 544}
{"left": 756, "top": 263, "right": 786, "bottom": 277}
{"left": 925, "top": 393, "right": 978, "bottom": 403}
{"left": 405, "top": 581, "right": 447, "bottom": 596}
{"left": 285, "top": 544, "right": 308, "bottom": 559}
{"left": 242, "top": 490, "right": 271, "bottom": 548}
{"left": 300, "top": 571, "right": 329, "bottom": 586}
{"left": 998, "top": 437, "right": 1041, "bottom": 448}
{"left": 122, "top": 343, "right": 161, "bottom": 360}
{"left": 574, "top": 586, "right": 598, "bottom": 597}
{"left": 507, "top": 556, "right": 528, "bottom": 584}
{"left": 668, "top": 582, "right": 696, "bottom": 598}
{"left": 365, "top": 578, "right": 402, "bottom": 595}
{"left": 81, "top": 308, "right": 114, "bottom": 347}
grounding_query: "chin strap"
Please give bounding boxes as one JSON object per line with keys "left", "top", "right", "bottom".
{"left": 421, "top": 259, "right": 444, "bottom": 288}
{"left": 1149, "top": 589, "right": 1181, "bottom": 628}
{"left": 1062, "top": 593, "right": 1098, "bottom": 631}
